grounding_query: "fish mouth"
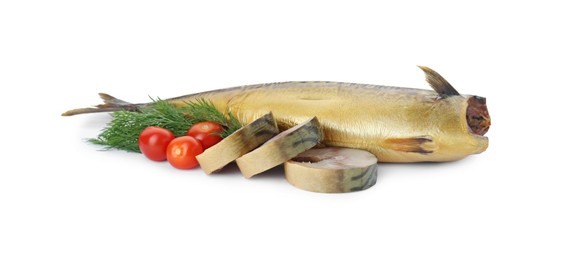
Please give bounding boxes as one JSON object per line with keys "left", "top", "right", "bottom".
{"left": 466, "top": 96, "right": 491, "bottom": 136}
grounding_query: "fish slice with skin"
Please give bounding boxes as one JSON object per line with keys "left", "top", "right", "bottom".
{"left": 62, "top": 66, "right": 491, "bottom": 163}
{"left": 196, "top": 112, "right": 279, "bottom": 174}
{"left": 236, "top": 117, "right": 323, "bottom": 178}
{"left": 285, "top": 147, "right": 378, "bottom": 193}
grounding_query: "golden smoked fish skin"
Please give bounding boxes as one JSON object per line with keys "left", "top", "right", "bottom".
{"left": 167, "top": 82, "right": 488, "bottom": 162}
{"left": 63, "top": 67, "right": 491, "bottom": 163}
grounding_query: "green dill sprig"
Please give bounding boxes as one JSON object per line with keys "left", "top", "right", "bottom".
{"left": 181, "top": 98, "right": 241, "bottom": 138}
{"left": 89, "top": 98, "right": 242, "bottom": 152}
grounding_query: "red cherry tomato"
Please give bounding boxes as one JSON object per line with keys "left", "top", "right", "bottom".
{"left": 166, "top": 136, "right": 203, "bottom": 169}
{"left": 187, "top": 121, "right": 224, "bottom": 149}
{"left": 138, "top": 126, "right": 175, "bottom": 161}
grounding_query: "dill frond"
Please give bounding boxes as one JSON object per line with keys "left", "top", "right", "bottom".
{"left": 89, "top": 98, "right": 242, "bottom": 152}
{"left": 181, "top": 98, "right": 242, "bottom": 138}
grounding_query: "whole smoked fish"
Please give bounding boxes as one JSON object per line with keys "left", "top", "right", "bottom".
{"left": 63, "top": 66, "right": 491, "bottom": 162}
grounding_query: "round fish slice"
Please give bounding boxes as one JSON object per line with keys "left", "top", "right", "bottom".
{"left": 236, "top": 117, "right": 323, "bottom": 178}
{"left": 284, "top": 147, "right": 378, "bottom": 193}
{"left": 196, "top": 112, "right": 279, "bottom": 174}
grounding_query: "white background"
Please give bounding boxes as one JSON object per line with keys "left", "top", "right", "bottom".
{"left": 1, "top": 1, "right": 566, "bottom": 259}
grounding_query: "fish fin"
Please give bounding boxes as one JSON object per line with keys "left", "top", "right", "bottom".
{"left": 61, "top": 93, "right": 139, "bottom": 116}
{"left": 383, "top": 136, "right": 436, "bottom": 154}
{"left": 97, "top": 93, "right": 132, "bottom": 107}
{"left": 418, "top": 66, "right": 460, "bottom": 97}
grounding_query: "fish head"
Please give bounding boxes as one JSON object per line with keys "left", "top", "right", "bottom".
{"left": 449, "top": 94, "right": 491, "bottom": 155}
{"left": 418, "top": 94, "right": 490, "bottom": 160}
{"left": 418, "top": 66, "right": 491, "bottom": 157}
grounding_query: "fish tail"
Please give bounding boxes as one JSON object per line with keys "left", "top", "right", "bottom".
{"left": 61, "top": 93, "right": 141, "bottom": 116}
